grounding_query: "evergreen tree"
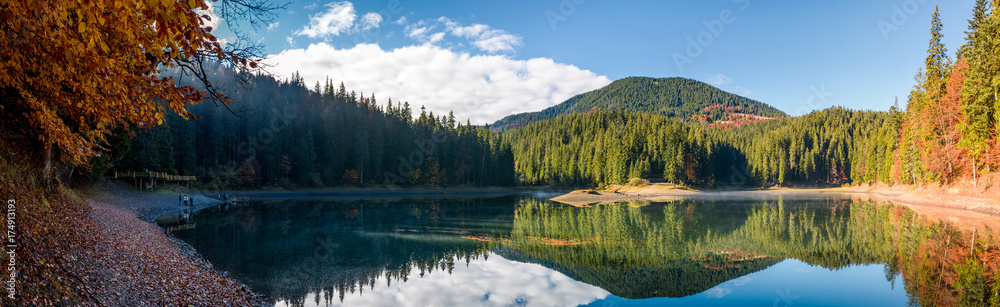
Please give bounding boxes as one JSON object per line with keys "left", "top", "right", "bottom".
{"left": 959, "top": 1, "right": 999, "bottom": 174}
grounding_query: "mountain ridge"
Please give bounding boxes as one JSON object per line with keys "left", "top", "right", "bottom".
{"left": 491, "top": 76, "right": 787, "bottom": 131}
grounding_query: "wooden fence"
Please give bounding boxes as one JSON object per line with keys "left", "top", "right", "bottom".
{"left": 115, "top": 171, "right": 196, "bottom": 182}
{"left": 115, "top": 171, "right": 196, "bottom": 189}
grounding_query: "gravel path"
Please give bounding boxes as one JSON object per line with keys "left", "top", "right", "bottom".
{"left": 71, "top": 181, "right": 266, "bottom": 306}
{"left": 84, "top": 181, "right": 224, "bottom": 222}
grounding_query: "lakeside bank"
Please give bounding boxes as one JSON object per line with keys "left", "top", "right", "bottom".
{"left": 548, "top": 183, "right": 1000, "bottom": 218}
{"left": 15, "top": 175, "right": 997, "bottom": 305}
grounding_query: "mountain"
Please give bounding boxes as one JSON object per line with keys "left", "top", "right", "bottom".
{"left": 491, "top": 76, "right": 787, "bottom": 131}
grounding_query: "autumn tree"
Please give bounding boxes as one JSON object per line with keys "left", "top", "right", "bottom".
{"left": 0, "top": 0, "right": 282, "bottom": 182}
{"left": 897, "top": 7, "right": 952, "bottom": 184}
{"left": 959, "top": 0, "right": 1000, "bottom": 175}
{"left": 236, "top": 158, "right": 259, "bottom": 186}
{"left": 927, "top": 59, "right": 970, "bottom": 183}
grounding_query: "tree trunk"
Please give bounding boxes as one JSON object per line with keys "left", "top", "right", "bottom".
{"left": 972, "top": 155, "right": 977, "bottom": 188}
{"left": 67, "top": 165, "right": 75, "bottom": 188}
{"left": 43, "top": 142, "right": 52, "bottom": 186}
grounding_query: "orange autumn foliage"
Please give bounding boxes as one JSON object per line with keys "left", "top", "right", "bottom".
{"left": 925, "top": 58, "right": 971, "bottom": 182}
{"left": 0, "top": 0, "right": 253, "bottom": 165}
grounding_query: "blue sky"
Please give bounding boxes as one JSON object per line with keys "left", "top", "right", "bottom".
{"left": 213, "top": 0, "right": 978, "bottom": 124}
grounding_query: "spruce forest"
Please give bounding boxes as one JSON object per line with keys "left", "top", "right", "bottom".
{"left": 104, "top": 3, "right": 999, "bottom": 190}
{"left": 101, "top": 68, "right": 516, "bottom": 189}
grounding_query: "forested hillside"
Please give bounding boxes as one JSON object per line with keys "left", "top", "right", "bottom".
{"left": 505, "top": 107, "right": 900, "bottom": 187}
{"left": 507, "top": 2, "right": 999, "bottom": 188}
{"left": 99, "top": 2, "right": 998, "bottom": 190}
{"left": 100, "top": 68, "right": 515, "bottom": 189}
{"left": 491, "top": 77, "right": 786, "bottom": 131}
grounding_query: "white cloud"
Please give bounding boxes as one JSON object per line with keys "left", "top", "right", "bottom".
{"left": 296, "top": 1, "right": 357, "bottom": 38}
{"left": 295, "top": 1, "right": 384, "bottom": 40}
{"left": 404, "top": 21, "right": 435, "bottom": 42}
{"left": 303, "top": 2, "right": 318, "bottom": 10}
{"left": 472, "top": 33, "right": 522, "bottom": 53}
{"left": 265, "top": 43, "right": 611, "bottom": 124}
{"left": 394, "top": 16, "right": 408, "bottom": 25}
{"left": 285, "top": 36, "right": 295, "bottom": 47}
{"left": 705, "top": 74, "right": 753, "bottom": 97}
{"left": 274, "top": 253, "right": 610, "bottom": 307}
{"left": 403, "top": 17, "right": 523, "bottom": 53}
{"left": 267, "top": 21, "right": 280, "bottom": 31}
{"left": 427, "top": 32, "right": 446, "bottom": 44}
{"left": 706, "top": 74, "right": 732, "bottom": 86}
{"left": 703, "top": 276, "right": 753, "bottom": 299}
{"left": 358, "top": 12, "right": 383, "bottom": 32}
{"left": 195, "top": 1, "right": 222, "bottom": 31}
{"left": 733, "top": 85, "right": 753, "bottom": 97}
{"left": 703, "top": 287, "right": 732, "bottom": 299}
{"left": 730, "top": 276, "right": 753, "bottom": 286}
{"left": 439, "top": 17, "right": 522, "bottom": 53}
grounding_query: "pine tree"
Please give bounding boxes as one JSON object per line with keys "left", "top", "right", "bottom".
{"left": 958, "top": 0, "right": 990, "bottom": 59}
{"left": 896, "top": 7, "right": 953, "bottom": 183}
{"left": 958, "top": 1, "right": 999, "bottom": 173}
{"left": 925, "top": 6, "right": 952, "bottom": 100}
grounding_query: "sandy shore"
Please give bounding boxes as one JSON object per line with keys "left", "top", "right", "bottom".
{"left": 845, "top": 184, "right": 1000, "bottom": 224}
{"left": 550, "top": 183, "right": 1000, "bottom": 217}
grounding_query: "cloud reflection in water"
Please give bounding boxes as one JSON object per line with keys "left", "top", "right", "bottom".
{"left": 275, "top": 252, "right": 610, "bottom": 307}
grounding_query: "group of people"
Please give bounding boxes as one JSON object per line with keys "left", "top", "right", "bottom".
{"left": 178, "top": 194, "right": 194, "bottom": 207}
{"left": 179, "top": 193, "right": 237, "bottom": 209}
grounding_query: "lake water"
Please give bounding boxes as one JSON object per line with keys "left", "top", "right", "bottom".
{"left": 158, "top": 194, "right": 1000, "bottom": 307}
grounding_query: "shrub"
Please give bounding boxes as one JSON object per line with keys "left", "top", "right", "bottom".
{"left": 627, "top": 178, "right": 650, "bottom": 186}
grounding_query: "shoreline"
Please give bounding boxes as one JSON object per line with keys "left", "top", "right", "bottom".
{"left": 64, "top": 181, "right": 554, "bottom": 305}
{"left": 213, "top": 186, "right": 541, "bottom": 201}
{"left": 66, "top": 181, "right": 996, "bottom": 305}
{"left": 549, "top": 183, "right": 1000, "bottom": 217}
{"left": 77, "top": 181, "right": 267, "bottom": 306}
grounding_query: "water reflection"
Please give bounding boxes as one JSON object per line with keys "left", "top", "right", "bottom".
{"left": 274, "top": 251, "right": 610, "bottom": 307}
{"left": 506, "top": 198, "right": 896, "bottom": 298}
{"left": 160, "top": 195, "right": 1000, "bottom": 306}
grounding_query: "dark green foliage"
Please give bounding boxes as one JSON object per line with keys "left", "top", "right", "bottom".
{"left": 120, "top": 123, "right": 175, "bottom": 173}
{"left": 119, "top": 68, "right": 514, "bottom": 189}
{"left": 505, "top": 110, "right": 717, "bottom": 186}
{"left": 166, "top": 197, "right": 513, "bottom": 303}
{"left": 73, "top": 127, "right": 132, "bottom": 184}
{"left": 504, "top": 198, "right": 899, "bottom": 298}
{"left": 506, "top": 107, "right": 901, "bottom": 187}
{"left": 724, "top": 107, "right": 902, "bottom": 185}
{"left": 492, "top": 77, "right": 787, "bottom": 131}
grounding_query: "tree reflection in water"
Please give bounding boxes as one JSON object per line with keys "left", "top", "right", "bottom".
{"left": 162, "top": 196, "right": 1000, "bottom": 306}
